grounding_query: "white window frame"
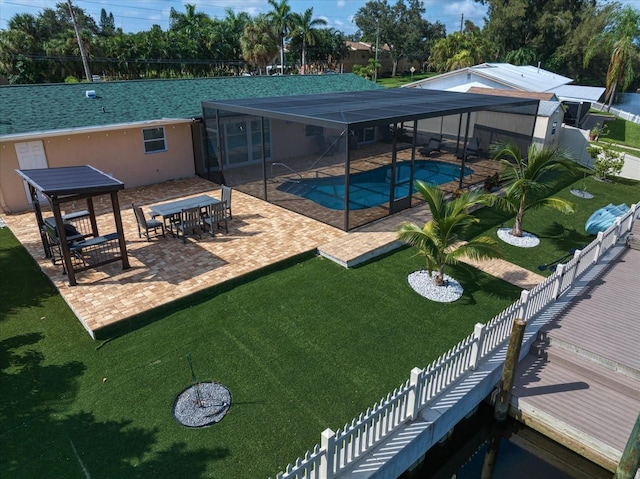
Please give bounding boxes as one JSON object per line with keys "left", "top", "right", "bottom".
{"left": 143, "top": 127, "right": 167, "bottom": 153}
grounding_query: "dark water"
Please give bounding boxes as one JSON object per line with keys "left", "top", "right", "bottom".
{"left": 613, "top": 92, "right": 640, "bottom": 116}
{"left": 402, "top": 403, "right": 611, "bottom": 479}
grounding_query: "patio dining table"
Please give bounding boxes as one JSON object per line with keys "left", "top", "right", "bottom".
{"left": 148, "top": 194, "right": 220, "bottom": 235}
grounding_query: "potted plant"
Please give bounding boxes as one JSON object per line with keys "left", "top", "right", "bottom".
{"left": 589, "top": 125, "right": 600, "bottom": 141}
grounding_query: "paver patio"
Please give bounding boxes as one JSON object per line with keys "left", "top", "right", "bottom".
{"left": 3, "top": 175, "right": 542, "bottom": 338}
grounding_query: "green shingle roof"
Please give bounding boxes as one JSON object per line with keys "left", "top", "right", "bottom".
{"left": 0, "top": 74, "right": 380, "bottom": 137}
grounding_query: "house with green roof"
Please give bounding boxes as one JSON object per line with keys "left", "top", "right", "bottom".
{"left": 0, "top": 74, "right": 379, "bottom": 213}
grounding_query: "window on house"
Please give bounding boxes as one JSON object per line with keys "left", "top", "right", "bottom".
{"left": 305, "top": 125, "right": 323, "bottom": 137}
{"left": 552, "top": 121, "right": 558, "bottom": 135}
{"left": 143, "top": 127, "right": 167, "bottom": 153}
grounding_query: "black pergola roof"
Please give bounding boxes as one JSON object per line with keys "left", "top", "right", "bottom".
{"left": 16, "top": 165, "right": 124, "bottom": 198}
{"left": 203, "top": 88, "right": 540, "bottom": 130}
{"left": 16, "top": 165, "right": 128, "bottom": 286}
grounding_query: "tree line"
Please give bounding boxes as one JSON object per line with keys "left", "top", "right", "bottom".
{"left": 1, "top": 0, "right": 638, "bottom": 104}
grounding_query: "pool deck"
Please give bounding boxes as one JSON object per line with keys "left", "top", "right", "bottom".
{"left": 3, "top": 174, "right": 541, "bottom": 338}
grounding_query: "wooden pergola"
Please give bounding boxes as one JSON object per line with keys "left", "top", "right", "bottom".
{"left": 16, "top": 165, "right": 130, "bottom": 286}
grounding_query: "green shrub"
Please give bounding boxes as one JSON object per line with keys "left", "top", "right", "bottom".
{"left": 594, "top": 146, "right": 625, "bottom": 179}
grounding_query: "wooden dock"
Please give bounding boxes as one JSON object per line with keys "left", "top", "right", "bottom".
{"left": 510, "top": 245, "right": 640, "bottom": 472}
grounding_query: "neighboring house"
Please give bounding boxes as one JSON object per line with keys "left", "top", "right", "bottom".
{"left": 0, "top": 74, "right": 379, "bottom": 213}
{"left": 405, "top": 63, "right": 604, "bottom": 129}
{"left": 341, "top": 41, "right": 414, "bottom": 76}
{"left": 466, "top": 88, "right": 564, "bottom": 150}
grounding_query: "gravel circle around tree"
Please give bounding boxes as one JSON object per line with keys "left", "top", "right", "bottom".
{"left": 408, "top": 270, "right": 464, "bottom": 302}
{"left": 173, "top": 382, "right": 231, "bottom": 428}
{"left": 497, "top": 228, "right": 540, "bottom": 248}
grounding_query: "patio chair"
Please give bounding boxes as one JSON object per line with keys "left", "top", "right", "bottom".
{"left": 132, "top": 203, "right": 165, "bottom": 241}
{"left": 42, "top": 217, "right": 84, "bottom": 271}
{"left": 221, "top": 184, "right": 233, "bottom": 220}
{"left": 176, "top": 206, "right": 202, "bottom": 243}
{"left": 202, "top": 202, "right": 228, "bottom": 237}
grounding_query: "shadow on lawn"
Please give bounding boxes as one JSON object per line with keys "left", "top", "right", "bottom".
{"left": 0, "top": 240, "right": 59, "bottom": 322}
{"left": 452, "top": 264, "right": 522, "bottom": 304}
{"left": 538, "top": 222, "right": 592, "bottom": 252}
{"left": 0, "top": 333, "right": 228, "bottom": 478}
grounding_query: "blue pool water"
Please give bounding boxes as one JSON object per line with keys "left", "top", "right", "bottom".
{"left": 277, "top": 160, "right": 473, "bottom": 210}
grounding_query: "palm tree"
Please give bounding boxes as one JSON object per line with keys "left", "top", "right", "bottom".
{"left": 266, "top": 0, "right": 295, "bottom": 74}
{"left": 488, "top": 141, "right": 579, "bottom": 238}
{"left": 584, "top": 5, "right": 640, "bottom": 110}
{"left": 291, "top": 8, "right": 326, "bottom": 74}
{"left": 398, "top": 181, "right": 502, "bottom": 287}
{"left": 220, "top": 9, "right": 251, "bottom": 73}
{"left": 241, "top": 15, "right": 279, "bottom": 75}
{"left": 428, "top": 31, "right": 490, "bottom": 73}
{"left": 169, "top": 3, "right": 211, "bottom": 34}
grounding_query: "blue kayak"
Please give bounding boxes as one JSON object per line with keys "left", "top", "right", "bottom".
{"left": 585, "top": 203, "right": 630, "bottom": 235}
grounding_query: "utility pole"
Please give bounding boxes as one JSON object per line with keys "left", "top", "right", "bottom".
{"left": 460, "top": 13, "right": 464, "bottom": 33}
{"left": 373, "top": 20, "right": 380, "bottom": 83}
{"left": 67, "top": 0, "right": 92, "bottom": 82}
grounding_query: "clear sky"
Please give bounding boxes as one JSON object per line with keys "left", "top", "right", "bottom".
{"left": 0, "top": 0, "right": 488, "bottom": 37}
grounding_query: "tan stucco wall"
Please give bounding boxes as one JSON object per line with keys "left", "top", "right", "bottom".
{"left": 270, "top": 120, "right": 343, "bottom": 162}
{"left": 1, "top": 122, "right": 195, "bottom": 213}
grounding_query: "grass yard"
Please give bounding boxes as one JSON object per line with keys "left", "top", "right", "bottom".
{"left": 599, "top": 115, "right": 640, "bottom": 148}
{"left": 377, "top": 72, "right": 435, "bottom": 88}
{"left": 0, "top": 228, "right": 522, "bottom": 479}
{"left": 464, "top": 174, "right": 640, "bottom": 275}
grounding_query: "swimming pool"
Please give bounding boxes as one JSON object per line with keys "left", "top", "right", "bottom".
{"left": 276, "top": 160, "right": 473, "bottom": 210}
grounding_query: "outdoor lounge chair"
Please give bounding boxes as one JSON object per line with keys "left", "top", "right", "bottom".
{"left": 132, "top": 203, "right": 165, "bottom": 241}
{"left": 202, "top": 202, "right": 228, "bottom": 237}
{"left": 419, "top": 135, "right": 443, "bottom": 156}
{"left": 221, "top": 184, "right": 233, "bottom": 220}
{"left": 465, "top": 138, "right": 480, "bottom": 158}
{"left": 176, "top": 206, "right": 202, "bottom": 243}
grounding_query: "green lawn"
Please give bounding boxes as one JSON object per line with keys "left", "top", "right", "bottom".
{"left": 2, "top": 167, "right": 638, "bottom": 478}
{"left": 464, "top": 174, "right": 640, "bottom": 275}
{"left": 595, "top": 116, "right": 640, "bottom": 152}
{"left": 0, "top": 228, "right": 522, "bottom": 479}
{"left": 377, "top": 72, "right": 435, "bottom": 88}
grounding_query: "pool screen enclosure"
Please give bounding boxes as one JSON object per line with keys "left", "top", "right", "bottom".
{"left": 201, "top": 88, "right": 539, "bottom": 231}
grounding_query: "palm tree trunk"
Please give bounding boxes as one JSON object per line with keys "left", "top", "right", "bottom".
{"left": 434, "top": 265, "right": 445, "bottom": 286}
{"left": 605, "top": 79, "right": 618, "bottom": 112}
{"left": 280, "top": 35, "right": 285, "bottom": 74}
{"left": 301, "top": 39, "right": 306, "bottom": 75}
{"left": 512, "top": 209, "right": 524, "bottom": 237}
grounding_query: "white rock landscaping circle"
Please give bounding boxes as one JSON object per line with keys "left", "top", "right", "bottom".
{"left": 173, "top": 382, "right": 231, "bottom": 428}
{"left": 570, "top": 188, "right": 593, "bottom": 199}
{"left": 497, "top": 228, "right": 540, "bottom": 248}
{"left": 408, "top": 270, "right": 463, "bottom": 302}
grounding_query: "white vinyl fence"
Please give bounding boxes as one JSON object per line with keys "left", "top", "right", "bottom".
{"left": 592, "top": 102, "right": 640, "bottom": 124}
{"left": 273, "top": 202, "right": 640, "bottom": 479}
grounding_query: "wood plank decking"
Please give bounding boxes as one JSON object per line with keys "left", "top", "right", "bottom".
{"left": 511, "top": 246, "right": 640, "bottom": 472}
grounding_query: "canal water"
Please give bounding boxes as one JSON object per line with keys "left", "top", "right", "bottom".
{"left": 401, "top": 403, "right": 611, "bottom": 479}
{"left": 613, "top": 92, "right": 640, "bottom": 116}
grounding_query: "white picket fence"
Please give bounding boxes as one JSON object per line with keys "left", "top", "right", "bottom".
{"left": 273, "top": 202, "right": 640, "bottom": 479}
